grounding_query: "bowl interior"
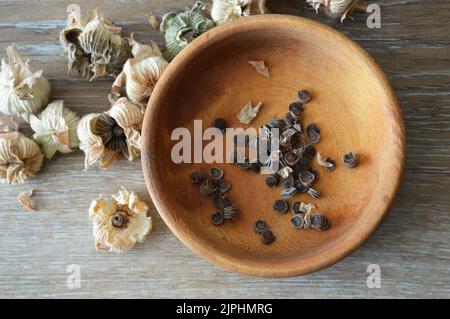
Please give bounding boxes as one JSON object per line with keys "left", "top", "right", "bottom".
{"left": 143, "top": 16, "right": 404, "bottom": 277}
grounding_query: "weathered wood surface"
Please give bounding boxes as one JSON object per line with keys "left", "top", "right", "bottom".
{"left": 0, "top": 0, "right": 449, "bottom": 298}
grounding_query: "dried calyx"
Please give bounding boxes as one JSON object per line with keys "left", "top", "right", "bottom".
{"left": 60, "top": 7, "right": 132, "bottom": 80}
{"left": 0, "top": 45, "right": 50, "bottom": 121}
{"left": 30, "top": 100, "right": 80, "bottom": 159}
{"left": 160, "top": 1, "right": 215, "bottom": 61}
{"left": 0, "top": 132, "right": 43, "bottom": 184}
{"left": 89, "top": 187, "right": 153, "bottom": 253}
{"left": 77, "top": 97, "right": 143, "bottom": 169}
{"left": 110, "top": 35, "right": 169, "bottom": 107}
{"left": 306, "top": 0, "right": 369, "bottom": 22}
{"left": 211, "top": 0, "right": 269, "bottom": 25}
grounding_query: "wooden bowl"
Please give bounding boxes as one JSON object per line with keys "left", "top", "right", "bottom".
{"left": 142, "top": 15, "right": 405, "bottom": 277}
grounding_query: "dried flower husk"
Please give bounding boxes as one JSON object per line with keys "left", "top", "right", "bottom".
{"left": 18, "top": 189, "right": 35, "bottom": 211}
{"left": 0, "top": 132, "right": 43, "bottom": 184}
{"left": 89, "top": 187, "right": 152, "bottom": 253}
{"left": 0, "top": 45, "right": 50, "bottom": 121}
{"left": 77, "top": 98, "right": 143, "bottom": 169}
{"left": 160, "top": 1, "right": 215, "bottom": 61}
{"left": 60, "top": 7, "right": 132, "bottom": 80}
{"left": 111, "top": 35, "right": 169, "bottom": 106}
{"left": 211, "top": 0, "right": 269, "bottom": 25}
{"left": 237, "top": 101, "right": 262, "bottom": 124}
{"left": 306, "top": 0, "right": 366, "bottom": 22}
{"left": 30, "top": 100, "right": 80, "bottom": 159}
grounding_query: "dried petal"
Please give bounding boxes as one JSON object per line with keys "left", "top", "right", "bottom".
{"left": 248, "top": 60, "right": 270, "bottom": 78}
{"left": 211, "top": 0, "right": 269, "bottom": 25}
{"left": 89, "top": 188, "right": 152, "bottom": 253}
{"left": 18, "top": 189, "right": 35, "bottom": 211}
{"left": 237, "top": 101, "right": 263, "bottom": 124}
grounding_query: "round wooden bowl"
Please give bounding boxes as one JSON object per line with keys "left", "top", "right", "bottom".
{"left": 142, "top": 15, "right": 405, "bottom": 277}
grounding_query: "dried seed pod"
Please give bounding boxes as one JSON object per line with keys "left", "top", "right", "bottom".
{"left": 209, "top": 167, "right": 224, "bottom": 180}
{"left": 190, "top": 171, "right": 205, "bottom": 184}
{"left": 160, "top": 2, "right": 215, "bottom": 61}
{"left": 30, "top": 100, "right": 80, "bottom": 159}
{"left": 0, "top": 45, "right": 50, "bottom": 121}
{"left": 304, "top": 144, "right": 317, "bottom": 160}
{"left": 89, "top": 187, "right": 152, "bottom": 253}
{"left": 298, "top": 90, "right": 311, "bottom": 103}
{"left": 289, "top": 102, "right": 303, "bottom": 119}
{"left": 281, "top": 175, "right": 295, "bottom": 190}
{"left": 217, "top": 179, "right": 231, "bottom": 193}
{"left": 342, "top": 151, "right": 358, "bottom": 168}
{"left": 295, "top": 181, "right": 308, "bottom": 193}
{"left": 284, "top": 151, "right": 300, "bottom": 166}
{"left": 211, "top": 211, "right": 225, "bottom": 226}
{"left": 311, "top": 213, "right": 330, "bottom": 230}
{"left": 273, "top": 199, "right": 288, "bottom": 214}
{"left": 307, "top": 0, "right": 367, "bottom": 22}
{"left": 111, "top": 35, "right": 168, "bottom": 107}
{"left": 291, "top": 214, "right": 304, "bottom": 229}
{"left": 77, "top": 98, "right": 143, "bottom": 169}
{"left": 60, "top": 7, "right": 132, "bottom": 80}
{"left": 237, "top": 101, "right": 262, "bottom": 124}
{"left": 306, "top": 123, "right": 320, "bottom": 144}
{"left": 299, "top": 169, "right": 316, "bottom": 187}
{"left": 265, "top": 174, "right": 279, "bottom": 187}
{"left": 211, "top": 0, "right": 269, "bottom": 25}
{"left": 0, "top": 132, "right": 43, "bottom": 184}
{"left": 200, "top": 179, "right": 218, "bottom": 197}
{"left": 261, "top": 229, "right": 275, "bottom": 245}
{"left": 254, "top": 219, "right": 269, "bottom": 234}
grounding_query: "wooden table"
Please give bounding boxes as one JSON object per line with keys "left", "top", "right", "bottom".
{"left": 0, "top": 0, "right": 449, "bottom": 298}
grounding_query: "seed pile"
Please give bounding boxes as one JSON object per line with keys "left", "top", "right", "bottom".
{"left": 253, "top": 220, "right": 275, "bottom": 245}
{"left": 190, "top": 167, "right": 239, "bottom": 226}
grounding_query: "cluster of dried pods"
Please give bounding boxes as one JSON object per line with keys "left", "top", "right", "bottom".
{"left": 190, "top": 167, "right": 239, "bottom": 226}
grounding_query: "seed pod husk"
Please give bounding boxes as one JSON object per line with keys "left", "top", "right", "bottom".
{"left": 342, "top": 151, "right": 358, "bottom": 168}
{"left": 211, "top": 0, "right": 269, "bottom": 25}
{"left": 306, "top": 0, "right": 368, "bottom": 22}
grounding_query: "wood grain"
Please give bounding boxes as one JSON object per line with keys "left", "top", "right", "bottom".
{"left": 0, "top": 0, "right": 449, "bottom": 298}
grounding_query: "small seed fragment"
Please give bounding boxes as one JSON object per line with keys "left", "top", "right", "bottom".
{"left": 281, "top": 187, "right": 297, "bottom": 198}
{"left": 273, "top": 199, "right": 289, "bottom": 214}
{"left": 199, "top": 179, "right": 218, "bottom": 197}
{"left": 299, "top": 170, "right": 315, "bottom": 187}
{"left": 298, "top": 90, "right": 311, "bottom": 103}
{"left": 307, "top": 187, "right": 320, "bottom": 199}
{"left": 292, "top": 201, "right": 302, "bottom": 214}
{"left": 342, "top": 152, "right": 358, "bottom": 168}
{"left": 209, "top": 167, "right": 224, "bottom": 180}
{"left": 304, "top": 145, "right": 317, "bottom": 160}
{"left": 306, "top": 124, "right": 320, "bottom": 144}
{"left": 254, "top": 220, "right": 269, "bottom": 234}
{"left": 289, "top": 102, "right": 303, "bottom": 118}
{"left": 261, "top": 230, "right": 275, "bottom": 245}
{"left": 190, "top": 171, "right": 205, "bottom": 184}
{"left": 317, "top": 152, "right": 336, "bottom": 172}
{"left": 281, "top": 175, "right": 295, "bottom": 189}
{"left": 291, "top": 214, "right": 305, "bottom": 229}
{"left": 223, "top": 205, "right": 239, "bottom": 220}
{"left": 217, "top": 179, "right": 231, "bottom": 193}
{"left": 211, "top": 212, "right": 225, "bottom": 226}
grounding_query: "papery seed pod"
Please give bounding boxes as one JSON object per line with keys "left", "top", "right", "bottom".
{"left": 342, "top": 151, "right": 358, "bottom": 168}
{"left": 0, "top": 45, "right": 50, "bottom": 121}
{"left": 30, "top": 100, "right": 80, "bottom": 159}
{"left": 89, "top": 187, "right": 153, "bottom": 253}
{"left": 306, "top": 0, "right": 368, "bottom": 22}
{"left": 60, "top": 7, "right": 132, "bottom": 80}
{"left": 0, "top": 132, "right": 43, "bottom": 184}
{"left": 111, "top": 35, "right": 169, "bottom": 107}
{"left": 211, "top": 0, "right": 269, "bottom": 25}
{"left": 77, "top": 97, "right": 143, "bottom": 169}
{"left": 160, "top": 1, "right": 215, "bottom": 61}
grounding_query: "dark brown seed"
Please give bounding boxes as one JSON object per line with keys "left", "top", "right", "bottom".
{"left": 213, "top": 118, "right": 227, "bottom": 133}
{"left": 291, "top": 214, "right": 304, "bottom": 229}
{"left": 190, "top": 171, "right": 205, "bottom": 184}
{"left": 292, "top": 202, "right": 302, "bottom": 214}
{"left": 306, "top": 124, "right": 320, "bottom": 144}
{"left": 304, "top": 145, "right": 317, "bottom": 160}
{"left": 284, "top": 112, "right": 296, "bottom": 126}
{"left": 261, "top": 230, "right": 275, "bottom": 245}
{"left": 299, "top": 170, "right": 315, "bottom": 187}
{"left": 311, "top": 213, "right": 330, "bottom": 230}
{"left": 281, "top": 175, "right": 295, "bottom": 189}
{"left": 295, "top": 182, "right": 308, "bottom": 193}
{"left": 284, "top": 151, "right": 300, "bottom": 166}
{"left": 298, "top": 90, "right": 311, "bottom": 103}
{"left": 199, "top": 179, "right": 218, "bottom": 197}
{"left": 289, "top": 102, "right": 304, "bottom": 117}
{"left": 281, "top": 187, "right": 297, "bottom": 198}
{"left": 296, "top": 157, "right": 311, "bottom": 170}
{"left": 342, "top": 152, "right": 358, "bottom": 168}
{"left": 217, "top": 179, "right": 231, "bottom": 193}
{"left": 213, "top": 193, "right": 232, "bottom": 209}
{"left": 308, "top": 167, "right": 320, "bottom": 181}
{"left": 211, "top": 212, "right": 224, "bottom": 226}
{"left": 325, "top": 158, "right": 336, "bottom": 172}
{"left": 265, "top": 174, "right": 279, "bottom": 187}
{"left": 254, "top": 220, "right": 269, "bottom": 234}
{"left": 111, "top": 212, "right": 126, "bottom": 228}
{"left": 291, "top": 138, "right": 305, "bottom": 150}
{"left": 273, "top": 200, "right": 289, "bottom": 214}
{"left": 307, "top": 187, "right": 320, "bottom": 199}
{"left": 209, "top": 167, "right": 224, "bottom": 180}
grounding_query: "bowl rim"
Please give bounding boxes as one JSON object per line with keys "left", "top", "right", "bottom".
{"left": 141, "top": 15, "right": 406, "bottom": 277}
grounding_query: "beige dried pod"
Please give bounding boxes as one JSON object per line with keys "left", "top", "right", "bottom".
{"left": 60, "top": 7, "right": 132, "bottom": 80}
{"left": 0, "top": 132, "right": 43, "bottom": 184}
{"left": 30, "top": 100, "right": 80, "bottom": 159}
{"left": 306, "top": 0, "right": 368, "bottom": 22}
{"left": 111, "top": 35, "right": 169, "bottom": 106}
{"left": 0, "top": 45, "right": 50, "bottom": 121}
{"left": 89, "top": 187, "right": 153, "bottom": 253}
{"left": 77, "top": 98, "right": 143, "bottom": 169}
{"left": 211, "top": 0, "right": 269, "bottom": 25}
